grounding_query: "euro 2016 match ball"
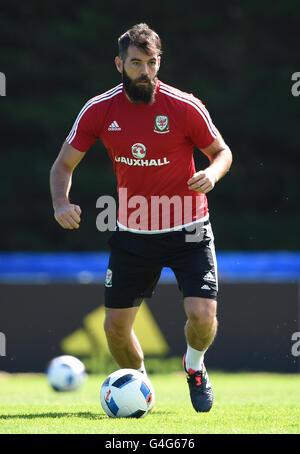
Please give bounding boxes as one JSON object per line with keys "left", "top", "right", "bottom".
{"left": 46, "top": 355, "right": 87, "bottom": 392}
{"left": 100, "top": 368, "right": 155, "bottom": 418}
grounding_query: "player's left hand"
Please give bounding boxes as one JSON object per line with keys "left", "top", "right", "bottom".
{"left": 187, "top": 169, "right": 216, "bottom": 193}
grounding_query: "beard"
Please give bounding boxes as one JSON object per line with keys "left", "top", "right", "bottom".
{"left": 122, "top": 66, "right": 157, "bottom": 104}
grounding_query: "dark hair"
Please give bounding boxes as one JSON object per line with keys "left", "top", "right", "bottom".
{"left": 118, "top": 23, "right": 162, "bottom": 59}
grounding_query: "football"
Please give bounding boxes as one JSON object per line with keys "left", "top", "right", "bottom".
{"left": 46, "top": 355, "right": 87, "bottom": 392}
{"left": 100, "top": 368, "right": 155, "bottom": 418}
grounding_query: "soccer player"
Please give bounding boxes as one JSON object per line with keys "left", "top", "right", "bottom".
{"left": 50, "top": 23, "right": 232, "bottom": 412}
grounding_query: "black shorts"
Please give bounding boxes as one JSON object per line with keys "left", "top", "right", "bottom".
{"left": 104, "top": 221, "right": 218, "bottom": 308}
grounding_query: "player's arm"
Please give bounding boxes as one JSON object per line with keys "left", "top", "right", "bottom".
{"left": 50, "top": 141, "right": 85, "bottom": 229}
{"left": 187, "top": 134, "right": 232, "bottom": 194}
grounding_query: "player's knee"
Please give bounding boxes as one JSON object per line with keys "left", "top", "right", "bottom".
{"left": 104, "top": 317, "right": 130, "bottom": 342}
{"left": 186, "top": 298, "right": 217, "bottom": 327}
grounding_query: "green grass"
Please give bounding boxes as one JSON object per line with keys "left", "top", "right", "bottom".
{"left": 0, "top": 372, "right": 299, "bottom": 434}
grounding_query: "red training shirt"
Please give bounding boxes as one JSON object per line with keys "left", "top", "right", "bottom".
{"left": 66, "top": 80, "right": 219, "bottom": 233}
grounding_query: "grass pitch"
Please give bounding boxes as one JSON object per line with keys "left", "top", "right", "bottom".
{"left": 0, "top": 372, "right": 299, "bottom": 434}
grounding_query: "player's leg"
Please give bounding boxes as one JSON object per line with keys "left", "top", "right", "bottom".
{"left": 104, "top": 306, "right": 144, "bottom": 370}
{"left": 169, "top": 221, "right": 218, "bottom": 412}
{"left": 104, "top": 231, "right": 162, "bottom": 374}
{"left": 184, "top": 297, "right": 218, "bottom": 368}
{"left": 181, "top": 297, "right": 217, "bottom": 413}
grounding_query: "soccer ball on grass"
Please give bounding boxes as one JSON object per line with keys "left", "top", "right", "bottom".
{"left": 46, "top": 355, "right": 87, "bottom": 392}
{"left": 100, "top": 368, "right": 155, "bottom": 418}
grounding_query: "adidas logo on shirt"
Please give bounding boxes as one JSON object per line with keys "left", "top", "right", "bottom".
{"left": 108, "top": 121, "right": 121, "bottom": 131}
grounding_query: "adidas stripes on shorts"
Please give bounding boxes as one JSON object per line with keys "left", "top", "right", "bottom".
{"left": 104, "top": 220, "right": 218, "bottom": 308}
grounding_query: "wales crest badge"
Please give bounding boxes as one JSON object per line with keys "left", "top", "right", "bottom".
{"left": 154, "top": 115, "right": 170, "bottom": 134}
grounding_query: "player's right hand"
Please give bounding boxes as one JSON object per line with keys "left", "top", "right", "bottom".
{"left": 54, "top": 203, "right": 82, "bottom": 229}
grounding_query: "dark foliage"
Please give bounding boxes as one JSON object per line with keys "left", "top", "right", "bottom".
{"left": 0, "top": 1, "right": 299, "bottom": 251}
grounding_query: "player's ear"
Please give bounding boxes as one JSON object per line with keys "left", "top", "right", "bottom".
{"left": 115, "top": 56, "right": 123, "bottom": 74}
{"left": 157, "top": 56, "right": 161, "bottom": 71}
